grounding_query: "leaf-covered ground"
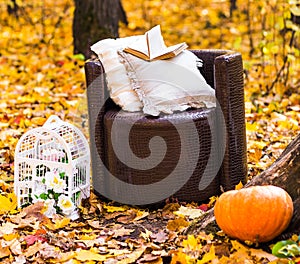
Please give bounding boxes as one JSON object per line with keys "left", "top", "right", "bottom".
{"left": 0, "top": 0, "right": 299, "bottom": 263}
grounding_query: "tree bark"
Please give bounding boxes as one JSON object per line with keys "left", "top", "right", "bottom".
{"left": 72, "top": 0, "right": 127, "bottom": 58}
{"left": 229, "top": 0, "right": 237, "bottom": 17}
{"left": 185, "top": 133, "right": 300, "bottom": 238}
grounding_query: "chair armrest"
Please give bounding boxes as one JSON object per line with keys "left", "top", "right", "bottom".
{"left": 85, "top": 59, "right": 108, "bottom": 182}
{"left": 214, "top": 51, "right": 248, "bottom": 190}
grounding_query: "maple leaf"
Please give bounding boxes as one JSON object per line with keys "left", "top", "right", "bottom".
{"left": 182, "top": 235, "right": 202, "bottom": 252}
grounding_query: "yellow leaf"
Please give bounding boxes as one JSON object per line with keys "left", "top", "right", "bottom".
{"left": 44, "top": 217, "right": 70, "bottom": 230}
{"left": 3, "top": 232, "right": 19, "bottom": 241}
{"left": 54, "top": 217, "right": 70, "bottom": 229}
{"left": 75, "top": 249, "right": 111, "bottom": 262}
{"left": 0, "top": 193, "right": 17, "bottom": 215}
{"left": 182, "top": 235, "right": 202, "bottom": 251}
{"left": 167, "top": 217, "right": 189, "bottom": 232}
{"left": 31, "top": 117, "right": 46, "bottom": 126}
{"left": 170, "top": 251, "right": 189, "bottom": 264}
{"left": 140, "top": 228, "right": 152, "bottom": 241}
{"left": 231, "top": 240, "right": 248, "bottom": 251}
{"left": 208, "top": 196, "right": 218, "bottom": 207}
{"left": 78, "top": 233, "right": 98, "bottom": 240}
{"left": 197, "top": 245, "right": 216, "bottom": 264}
{"left": 103, "top": 204, "right": 127, "bottom": 212}
{"left": 246, "top": 122, "right": 258, "bottom": 132}
{"left": 235, "top": 181, "right": 244, "bottom": 190}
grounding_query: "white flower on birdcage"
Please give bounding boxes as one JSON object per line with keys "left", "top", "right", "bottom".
{"left": 32, "top": 168, "right": 79, "bottom": 218}
{"left": 44, "top": 170, "right": 66, "bottom": 193}
{"left": 57, "top": 195, "right": 76, "bottom": 216}
{"left": 42, "top": 199, "right": 56, "bottom": 218}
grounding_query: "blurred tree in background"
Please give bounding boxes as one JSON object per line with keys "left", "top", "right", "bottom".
{"left": 72, "top": 0, "right": 127, "bottom": 58}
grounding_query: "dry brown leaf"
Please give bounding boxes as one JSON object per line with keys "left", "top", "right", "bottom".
{"left": 87, "top": 219, "right": 101, "bottom": 229}
{"left": 24, "top": 241, "right": 44, "bottom": 258}
{"left": 112, "top": 226, "right": 135, "bottom": 238}
{"left": 137, "top": 254, "right": 163, "bottom": 263}
{"left": 162, "top": 203, "right": 180, "bottom": 219}
{"left": 50, "top": 251, "right": 76, "bottom": 263}
{"left": 0, "top": 246, "right": 11, "bottom": 259}
{"left": 0, "top": 222, "right": 19, "bottom": 236}
{"left": 22, "top": 201, "right": 49, "bottom": 222}
{"left": 116, "top": 247, "right": 145, "bottom": 264}
{"left": 150, "top": 230, "right": 168, "bottom": 243}
{"left": 174, "top": 205, "right": 204, "bottom": 219}
{"left": 117, "top": 209, "right": 137, "bottom": 224}
{"left": 2, "top": 238, "right": 22, "bottom": 255}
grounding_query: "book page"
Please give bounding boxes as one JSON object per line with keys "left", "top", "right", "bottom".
{"left": 146, "top": 25, "right": 167, "bottom": 60}
{"left": 164, "top": 42, "right": 188, "bottom": 53}
{"left": 124, "top": 35, "right": 149, "bottom": 57}
{"left": 124, "top": 25, "right": 187, "bottom": 61}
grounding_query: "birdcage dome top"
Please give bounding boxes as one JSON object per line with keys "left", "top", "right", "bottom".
{"left": 15, "top": 115, "right": 89, "bottom": 163}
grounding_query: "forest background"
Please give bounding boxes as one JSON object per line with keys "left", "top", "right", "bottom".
{"left": 0, "top": 0, "right": 299, "bottom": 263}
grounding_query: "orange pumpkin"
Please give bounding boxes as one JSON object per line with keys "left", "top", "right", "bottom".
{"left": 214, "top": 185, "right": 294, "bottom": 243}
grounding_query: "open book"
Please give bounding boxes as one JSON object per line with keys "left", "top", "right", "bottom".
{"left": 123, "top": 25, "right": 188, "bottom": 61}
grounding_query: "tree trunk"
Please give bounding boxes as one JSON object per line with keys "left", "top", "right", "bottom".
{"left": 229, "top": 0, "right": 237, "bottom": 17}
{"left": 72, "top": 0, "right": 127, "bottom": 58}
{"left": 185, "top": 133, "right": 300, "bottom": 239}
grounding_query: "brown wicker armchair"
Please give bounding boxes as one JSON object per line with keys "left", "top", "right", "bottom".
{"left": 85, "top": 49, "right": 247, "bottom": 205}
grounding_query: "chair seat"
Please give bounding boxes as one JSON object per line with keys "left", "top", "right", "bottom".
{"left": 102, "top": 105, "right": 221, "bottom": 202}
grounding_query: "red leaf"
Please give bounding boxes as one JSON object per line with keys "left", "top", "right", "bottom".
{"left": 24, "top": 234, "right": 47, "bottom": 246}
{"left": 198, "top": 204, "right": 209, "bottom": 212}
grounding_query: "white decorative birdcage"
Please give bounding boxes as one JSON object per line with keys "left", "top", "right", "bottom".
{"left": 14, "top": 115, "right": 90, "bottom": 219}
